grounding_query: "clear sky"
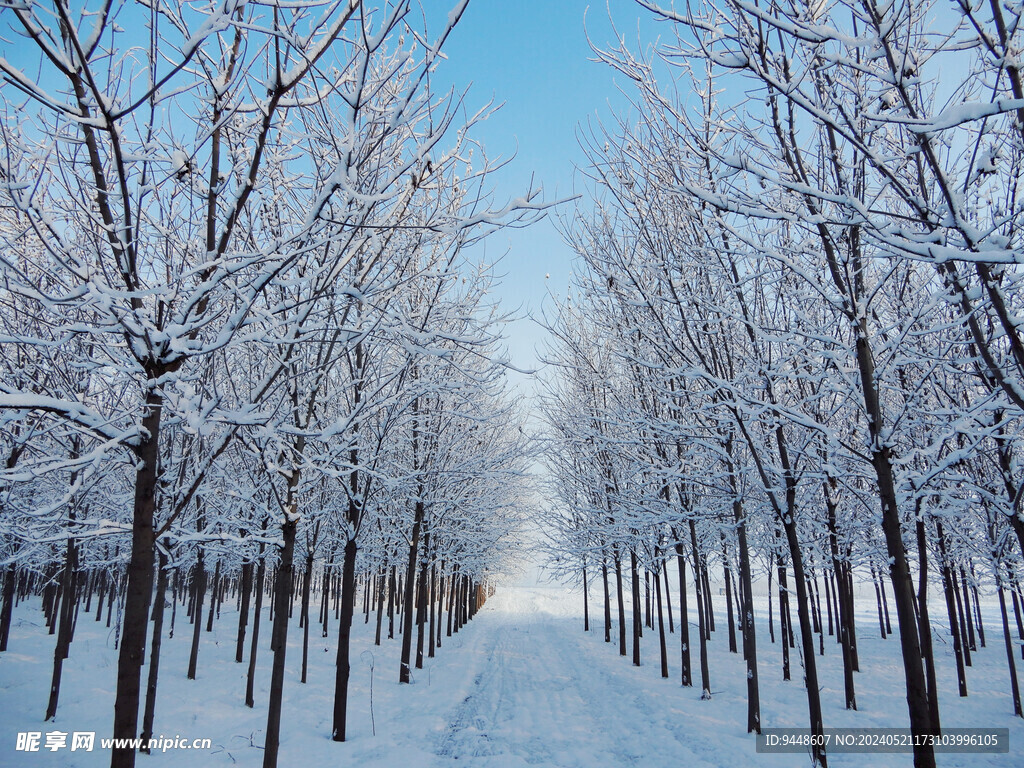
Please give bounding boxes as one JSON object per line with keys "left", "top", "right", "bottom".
{"left": 430, "top": 1, "right": 657, "bottom": 382}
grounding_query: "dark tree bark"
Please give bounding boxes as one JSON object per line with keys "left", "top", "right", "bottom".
{"left": 915, "top": 516, "right": 939, "bottom": 732}
{"left": 614, "top": 551, "right": 627, "bottom": 657}
{"left": 428, "top": 564, "right": 437, "bottom": 659}
{"left": 777, "top": 550, "right": 792, "bottom": 681}
{"left": 689, "top": 520, "right": 711, "bottom": 699}
{"left": 389, "top": 565, "right": 398, "bottom": 640}
{"left": 630, "top": 550, "right": 642, "bottom": 667}
{"left": 140, "top": 550, "right": 169, "bottom": 752}
{"left": 673, "top": 539, "right": 692, "bottom": 687}
{"left": 701, "top": 560, "right": 715, "bottom": 635}
{"left": 0, "top": 564, "right": 15, "bottom": 652}
{"left": 722, "top": 536, "right": 737, "bottom": 654}
{"left": 400, "top": 523, "right": 423, "bottom": 681}
{"left": 823, "top": 570, "right": 834, "bottom": 637}
{"left": 321, "top": 562, "right": 330, "bottom": 639}
{"left": 644, "top": 569, "right": 651, "bottom": 630}
{"left": 969, "top": 566, "right": 986, "bottom": 648}
{"left": 1013, "top": 588, "right": 1024, "bottom": 660}
{"left": 236, "top": 560, "right": 254, "bottom": 663}
{"left": 936, "top": 522, "right": 968, "bottom": 697}
{"left": 880, "top": 568, "right": 893, "bottom": 636}
{"left": 45, "top": 534, "right": 78, "bottom": 720}
{"left": 111, "top": 389, "right": 162, "bottom": 768}
{"left": 654, "top": 556, "right": 668, "bottom": 678}
{"left": 416, "top": 536, "right": 430, "bottom": 670}
{"left": 187, "top": 547, "right": 206, "bottom": 681}
{"left": 582, "top": 560, "right": 590, "bottom": 632}
{"left": 781, "top": 509, "right": 827, "bottom": 767}
{"left": 602, "top": 557, "right": 612, "bottom": 644}
{"left": 998, "top": 582, "right": 1024, "bottom": 718}
{"left": 952, "top": 568, "right": 971, "bottom": 664}
{"left": 300, "top": 554, "right": 313, "bottom": 684}
{"left": 435, "top": 568, "right": 444, "bottom": 651}
{"left": 206, "top": 558, "right": 221, "bottom": 633}
{"left": 662, "top": 559, "right": 674, "bottom": 634}
{"left": 263, "top": 513, "right": 298, "bottom": 768}
{"left": 375, "top": 566, "right": 386, "bottom": 646}
{"left": 732, "top": 491, "right": 761, "bottom": 735}
{"left": 873, "top": 566, "right": 888, "bottom": 639}
{"left": 169, "top": 570, "right": 178, "bottom": 640}
{"left": 960, "top": 567, "right": 978, "bottom": 651}
{"left": 331, "top": 537, "right": 358, "bottom": 741}
{"left": 245, "top": 548, "right": 266, "bottom": 709}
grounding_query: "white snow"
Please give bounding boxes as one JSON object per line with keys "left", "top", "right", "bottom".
{"left": 1, "top": 584, "right": 1023, "bottom": 766}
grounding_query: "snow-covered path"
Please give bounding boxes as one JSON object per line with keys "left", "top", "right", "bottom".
{"left": 430, "top": 586, "right": 692, "bottom": 767}
{"left": 401, "top": 586, "right": 769, "bottom": 768}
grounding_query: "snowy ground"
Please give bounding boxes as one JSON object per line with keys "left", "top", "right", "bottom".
{"left": 1, "top": 582, "right": 1023, "bottom": 767}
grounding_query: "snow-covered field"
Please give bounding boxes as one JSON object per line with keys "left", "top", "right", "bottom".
{"left": 1, "top": 583, "right": 1022, "bottom": 767}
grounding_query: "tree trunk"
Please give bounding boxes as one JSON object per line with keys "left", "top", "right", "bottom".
{"left": 45, "top": 534, "right": 78, "bottom": 720}
{"left": 777, "top": 550, "right": 792, "bottom": 681}
{"left": 873, "top": 566, "right": 888, "bottom": 639}
{"left": 937, "top": 522, "right": 968, "bottom": 697}
{"left": 206, "top": 558, "right": 221, "bottom": 633}
{"left": 663, "top": 559, "right": 674, "bottom": 634}
{"left": 110, "top": 389, "right": 162, "bottom": 768}
{"left": 263, "top": 513, "right": 298, "bottom": 768}
{"left": 435, "top": 569, "right": 444, "bottom": 651}
{"left": 187, "top": 549, "right": 206, "bottom": 680}
{"left": 300, "top": 554, "right": 313, "bottom": 684}
{"left": 701, "top": 561, "right": 715, "bottom": 635}
{"left": 823, "top": 571, "right": 834, "bottom": 637}
{"left": 674, "top": 540, "right": 692, "bottom": 687}
{"left": 614, "top": 552, "right": 627, "bottom": 657}
{"left": 400, "top": 512, "right": 423, "bottom": 682}
{"left": 644, "top": 569, "right": 652, "bottom": 630}
{"left": 0, "top": 564, "right": 15, "bottom": 651}
{"left": 654, "top": 558, "right": 668, "bottom": 678}
{"left": 689, "top": 520, "right": 711, "bottom": 699}
{"left": 245, "top": 550, "right": 266, "bottom": 709}
{"left": 428, "top": 564, "right": 437, "bottom": 658}
{"left": 95, "top": 571, "right": 107, "bottom": 624}
{"left": 722, "top": 536, "right": 737, "bottom": 654}
{"left": 734, "top": 497, "right": 761, "bottom": 734}
{"left": 389, "top": 565, "right": 397, "bottom": 640}
{"left": 332, "top": 537, "right": 358, "bottom": 741}
{"left": 880, "top": 569, "right": 893, "bottom": 636}
{"left": 140, "top": 550, "right": 169, "bottom": 752}
{"left": 960, "top": 567, "right": 978, "bottom": 651}
{"left": 321, "top": 562, "right": 330, "bottom": 639}
{"left": 969, "top": 566, "right": 986, "bottom": 648}
{"left": 998, "top": 582, "right": 1024, "bottom": 718}
{"left": 1013, "top": 587, "right": 1024, "bottom": 660}
{"left": 952, "top": 569, "right": 971, "bottom": 663}
{"left": 860, "top": 336, "right": 937, "bottom": 767}
{"left": 782, "top": 512, "right": 827, "bottom": 767}
{"left": 375, "top": 567, "right": 386, "bottom": 646}
{"left": 602, "top": 557, "right": 611, "bottom": 644}
{"left": 236, "top": 561, "right": 253, "bottom": 663}
{"left": 630, "top": 550, "right": 641, "bottom": 667}
{"left": 415, "top": 536, "right": 430, "bottom": 670}
{"left": 915, "top": 517, "right": 939, "bottom": 732}
{"left": 582, "top": 561, "right": 590, "bottom": 632}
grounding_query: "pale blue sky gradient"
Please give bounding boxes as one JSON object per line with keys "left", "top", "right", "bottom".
{"left": 433, "top": 1, "right": 656, "bottom": 377}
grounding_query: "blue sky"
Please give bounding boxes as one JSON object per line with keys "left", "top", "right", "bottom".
{"left": 431, "top": 1, "right": 656, "bottom": 377}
